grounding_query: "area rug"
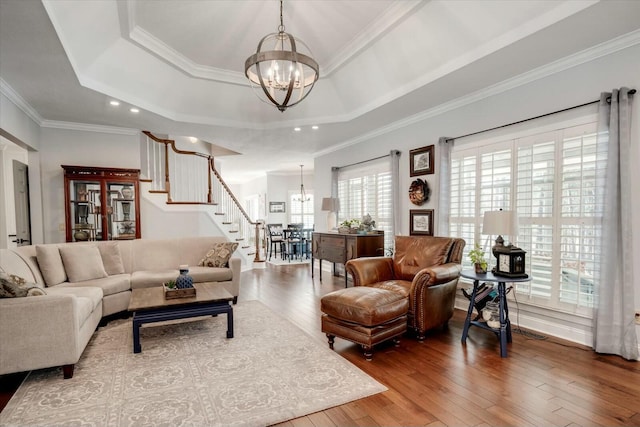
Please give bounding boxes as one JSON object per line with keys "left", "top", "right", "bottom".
{"left": 0, "top": 300, "right": 386, "bottom": 426}
{"left": 266, "top": 256, "right": 310, "bottom": 266}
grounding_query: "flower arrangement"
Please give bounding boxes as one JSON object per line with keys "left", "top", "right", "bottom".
{"left": 360, "top": 214, "right": 376, "bottom": 231}
{"left": 468, "top": 244, "right": 488, "bottom": 274}
{"left": 338, "top": 218, "right": 360, "bottom": 234}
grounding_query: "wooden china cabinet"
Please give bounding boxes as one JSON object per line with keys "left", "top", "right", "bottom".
{"left": 62, "top": 165, "right": 141, "bottom": 242}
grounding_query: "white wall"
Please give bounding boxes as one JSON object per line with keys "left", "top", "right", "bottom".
{"left": 265, "top": 171, "right": 314, "bottom": 226}
{"left": 38, "top": 127, "right": 140, "bottom": 243}
{"left": 314, "top": 43, "right": 640, "bottom": 346}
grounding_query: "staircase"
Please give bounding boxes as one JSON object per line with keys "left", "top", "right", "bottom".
{"left": 139, "top": 131, "right": 266, "bottom": 268}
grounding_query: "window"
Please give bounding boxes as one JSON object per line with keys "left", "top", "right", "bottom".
{"left": 289, "top": 192, "right": 314, "bottom": 228}
{"left": 337, "top": 158, "right": 393, "bottom": 251}
{"left": 450, "top": 121, "right": 603, "bottom": 315}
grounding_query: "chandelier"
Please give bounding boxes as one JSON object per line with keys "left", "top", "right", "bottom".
{"left": 244, "top": 0, "right": 319, "bottom": 112}
{"left": 293, "top": 165, "right": 311, "bottom": 203}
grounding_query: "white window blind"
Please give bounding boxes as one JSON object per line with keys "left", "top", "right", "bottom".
{"left": 450, "top": 121, "right": 603, "bottom": 315}
{"left": 337, "top": 158, "right": 393, "bottom": 251}
{"left": 289, "top": 192, "right": 314, "bottom": 228}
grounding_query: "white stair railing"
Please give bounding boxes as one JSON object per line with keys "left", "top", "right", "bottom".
{"left": 141, "top": 131, "right": 265, "bottom": 262}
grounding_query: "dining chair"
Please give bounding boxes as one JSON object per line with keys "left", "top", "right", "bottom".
{"left": 266, "top": 223, "right": 285, "bottom": 260}
{"left": 285, "top": 223, "right": 304, "bottom": 261}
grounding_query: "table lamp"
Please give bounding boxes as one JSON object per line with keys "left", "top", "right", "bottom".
{"left": 321, "top": 197, "right": 340, "bottom": 230}
{"left": 482, "top": 209, "right": 527, "bottom": 278}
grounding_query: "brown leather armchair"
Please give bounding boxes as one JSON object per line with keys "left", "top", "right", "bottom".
{"left": 345, "top": 235, "right": 465, "bottom": 341}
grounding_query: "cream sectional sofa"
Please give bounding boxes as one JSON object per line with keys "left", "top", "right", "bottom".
{"left": 0, "top": 236, "right": 240, "bottom": 378}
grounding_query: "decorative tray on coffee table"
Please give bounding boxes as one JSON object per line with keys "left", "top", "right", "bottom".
{"left": 163, "top": 284, "right": 196, "bottom": 300}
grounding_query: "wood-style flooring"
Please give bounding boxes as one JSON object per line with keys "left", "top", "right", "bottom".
{"left": 1, "top": 263, "right": 639, "bottom": 426}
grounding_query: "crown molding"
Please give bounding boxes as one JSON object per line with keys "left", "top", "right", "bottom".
{"left": 0, "top": 78, "right": 43, "bottom": 125}
{"left": 314, "top": 29, "right": 640, "bottom": 158}
{"left": 128, "top": 26, "right": 248, "bottom": 86}
{"left": 40, "top": 120, "right": 139, "bottom": 136}
{"left": 123, "top": 0, "right": 422, "bottom": 83}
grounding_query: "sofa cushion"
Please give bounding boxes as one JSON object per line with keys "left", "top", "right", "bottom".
{"left": 198, "top": 242, "right": 239, "bottom": 268}
{"left": 46, "top": 286, "right": 103, "bottom": 326}
{"left": 59, "top": 245, "right": 108, "bottom": 283}
{"left": 188, "top": 266, "right": 233, "bottom": 283}
{"left": 98, "top": 242, "right": 125, "bottom": 275}
{"left": 131, "top": 269, "right": 180, "bottom": 289}
{"left": 60, "top": 274, "right": 130, "bottom": 297}
{"left": 0, "top": 270, "right": 46, "bottom": 298}
{"left": 36, "top": 245, "right": 67, "bottom": 286}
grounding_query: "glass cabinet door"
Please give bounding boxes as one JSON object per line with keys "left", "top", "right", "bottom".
{"left": 68, "top": 180, "right": 100, "bottom": 242}
{"left": 109, "top": 182, "right": 137, "bottom": 240}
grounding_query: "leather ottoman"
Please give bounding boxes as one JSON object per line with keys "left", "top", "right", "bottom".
{"left": 321, "top": 287, "right": 408, "bottom": 360}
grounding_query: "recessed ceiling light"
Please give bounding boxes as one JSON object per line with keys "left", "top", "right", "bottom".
{"left": 109, "top": 100, "right": 120, "bottom": 106}
{"left": 189, "top": 137, "right": 198, "bottom": 143}
{"left": 312, "top": 125, "right": 319, "bottom": 130}
{"left": 130, "top": 108, "right": 139, "bottom": 113}
{"left": 294, "top": 127, "right": 301, "bottom": 132}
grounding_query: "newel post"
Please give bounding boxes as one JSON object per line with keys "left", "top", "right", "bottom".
{"left": 207, "top": 158, "right": 213, "bottom": 204}
{"left": 163, "top": 141, "right": 172, "bottom": 202}
{"left": 254, "top": 221, "right": 264, "bottom": 262}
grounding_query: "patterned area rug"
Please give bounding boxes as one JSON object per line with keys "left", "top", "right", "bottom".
{"left": 0, "top": 300, "right": 386, "bottom": 426}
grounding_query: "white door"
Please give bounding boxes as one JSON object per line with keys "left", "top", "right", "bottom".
{"left": 12, "top": 160, "right": 31, "bottom": 246}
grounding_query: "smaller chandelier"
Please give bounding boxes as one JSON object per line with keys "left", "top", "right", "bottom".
{"left": 244, "top": 0, "right": 319, "bottom": 112}
{"left": 293, "top": 165, "right": 311, "bottom": 203}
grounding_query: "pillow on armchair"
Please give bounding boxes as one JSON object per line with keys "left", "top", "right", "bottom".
{"left": 198, "top": 242, "right": 239, "bottom": 268}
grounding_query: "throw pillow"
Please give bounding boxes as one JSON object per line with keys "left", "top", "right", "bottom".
{"left": 0, "top": 271, "right": 46, "bottom": 298}
{"left": 36, "top": 245, "right": 68, "bottom": 286}
{"left": 98, "top": 242, "right": 125, "bottom": 275}
{"left": 59, "top": 245, "right": 108, "bottom": 283}
{"left": 198, "top": 242, "right": 239, "bottom": 268}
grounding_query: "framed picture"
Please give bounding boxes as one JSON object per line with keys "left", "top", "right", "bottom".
{"left": 269, "top": 201, "right": 286, "bottom": 213}
{"left": 409, "top": 145, "right": 435, "bottom": 176}
{"left": 410, "top": 209, "right": 434, "bottom": 236}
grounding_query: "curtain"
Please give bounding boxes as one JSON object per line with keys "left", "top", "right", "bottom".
{"left": 390, "top": 150, "right": 401, "bottom": 237}
{"left": 436, "top": 137, "right": 453, "bottom": 236}
{"left": 593, "top": 88, "right": 638, "bottom": 360}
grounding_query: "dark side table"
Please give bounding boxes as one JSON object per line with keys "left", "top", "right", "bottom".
{"left": 460, "top": 270, "right": 531, "bottom": 358}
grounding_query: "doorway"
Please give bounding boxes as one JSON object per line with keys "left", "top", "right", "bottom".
{"left": 0, "top": 137, "right": 29, "bottom": 249}
{"left": 12, "top": 160, "right": 31, "bottom": 246}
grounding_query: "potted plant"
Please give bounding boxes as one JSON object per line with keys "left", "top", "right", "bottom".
{"left": 469, "top": 244, "right": 488, "bottom": 274}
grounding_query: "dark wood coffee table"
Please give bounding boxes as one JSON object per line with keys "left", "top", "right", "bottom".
{"left": 128, "top": 282, "right": 234, "bottom": 353}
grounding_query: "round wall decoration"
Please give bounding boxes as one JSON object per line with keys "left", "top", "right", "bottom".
{"left": 409, "top": 178, "right": 430, "bottom": 206}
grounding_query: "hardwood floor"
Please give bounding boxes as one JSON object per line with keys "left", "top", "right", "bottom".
{"left": 1, "top": 263, "right": 639, "bottom": 426}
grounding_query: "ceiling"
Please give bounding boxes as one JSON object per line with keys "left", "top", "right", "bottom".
{"left": 1, "top": 0, "right": 640, "bottom": 183}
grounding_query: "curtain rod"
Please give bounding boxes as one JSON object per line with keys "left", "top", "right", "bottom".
{"left": 332, "top": 150, "right": 400, "bottom": 170}
{"left": 446, "top": 89, "right": 636, "bottom": 143}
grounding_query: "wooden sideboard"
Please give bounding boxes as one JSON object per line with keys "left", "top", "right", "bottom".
{"left": 311, "top": 231, "right": 385, "bottom": 286}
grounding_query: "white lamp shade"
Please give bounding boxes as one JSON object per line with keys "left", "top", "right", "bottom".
{"left": 482, "top": 210, "right": 518, "bottom": 237}
{"left": 321, "top": 197, "right": 340, "bottom": 212}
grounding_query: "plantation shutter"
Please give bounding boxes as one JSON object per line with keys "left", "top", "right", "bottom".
{"left": 337, "top": 158, "right": 393, "bottom": 251}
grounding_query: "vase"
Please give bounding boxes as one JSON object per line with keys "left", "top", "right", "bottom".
{"left": 474, "top": 263, "right": 487, "bottom": 274}
{"left": 121, "top": 202, "right": 131, "bottom": 221}
{"left": 175, "top": 265, "right": 194, "bottom": 289}
{"left": 121, "top": 185, "right": 134, "bottom": 199}
{"left": 74, "top": 230, "right": 89, "bottom": 241}
{"left": 77, "top": 204, "right": 89, "bottom": 224}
